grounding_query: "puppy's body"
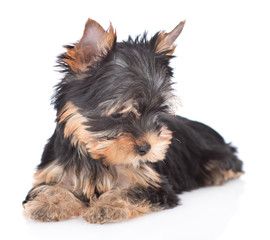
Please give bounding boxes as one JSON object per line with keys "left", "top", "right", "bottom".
{"left": 155, "top": 115, "right": 243, "bottom": 193}
{"left": 23, "top": 18, "right": 243, "bottom": 223}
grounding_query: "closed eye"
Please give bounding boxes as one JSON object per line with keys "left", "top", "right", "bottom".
{"left": 111, "top": 111, "right": 123, "bottom": 119}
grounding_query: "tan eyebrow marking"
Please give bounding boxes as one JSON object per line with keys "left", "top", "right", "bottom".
{"left": 107, "top": 100, "right": 140, "bottom": 118}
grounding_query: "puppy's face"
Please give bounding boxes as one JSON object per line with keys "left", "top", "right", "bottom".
{"left": 56, "top": 18, "right": 185, "bottom": 166}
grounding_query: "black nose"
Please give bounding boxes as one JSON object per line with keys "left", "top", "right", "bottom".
{"left": 136, "top": 144, "right": 151, "bottom": 156}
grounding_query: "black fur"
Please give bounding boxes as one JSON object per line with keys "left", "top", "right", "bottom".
{"left": 23, "top": 19, "right": 243, "bottom": 222}
{"left": 154, "top": 115, "right": 243, "bottom": 194}
{"left": 126, "top": 178, "right": 179, "bottom": 209}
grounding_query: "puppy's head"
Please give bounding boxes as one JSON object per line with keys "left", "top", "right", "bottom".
{"left": 56, "top": 18, "right": 185, "bottom": 166}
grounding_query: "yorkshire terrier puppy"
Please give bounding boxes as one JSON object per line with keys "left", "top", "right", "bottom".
{"left": 23, "top": 18, "right": 243, "bottom": 224}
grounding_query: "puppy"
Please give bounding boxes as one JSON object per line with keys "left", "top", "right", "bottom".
{"left": 23, "top": 18, "right": 243, "bottom": 224}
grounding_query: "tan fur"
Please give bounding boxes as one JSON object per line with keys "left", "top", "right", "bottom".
{"left": 32, "top": 158, "right": 161, "bottom": 201}
{"left": 116, "top": 163, "right": 161, "bottom": 188}
{"left": 58, "top": 101, "right": 93, "bottom": 149}
{"left": 33, "top": 161, "right": 65, "bottom": 186}
{"left": 96, "top": 126, "right": 172, "bottom": 165}
{"left": 30, "top": 99, "right": 172, "bottom": 223}
{"left": 72, "top": 169, "right": 116, "bottom": 198}
{"left": 23, "top": 185, "right": 85, "bottom": 222}
{"left": 63, "top": 18, "right": 116, "bottom": 72}
{"left": 58, "top": 102, "right": 172, "bottom": 166}
{"left": 33, "top": 161, "right": 117, "bottom": 199}
{"left": 27, "top": 162, "right": 162, "bottom": 223}
{"left": 155, "top": 31, "right": 177, "bottom": 55}
{"left": 83, "top": 188, "right": 162, "bottom": 224}
{"left": 107, "top": 100, "right": 140, "bottom": 118}
{"left": 58, "top": 101, "right": 108, "bottom": 157}
{"left": 96, "top": 133, "right": 136, "bottom": 164}
{"left": 155, "top": 20, "right": 185, "bottom": 55}
{"left": 224, "top": 169, "right": 243, "bottom": 180}
{"left": 136, "top": 126, "right": 172, "bottom": 163}
{"left": 203, "top": 160, "right": 243, "bottom": 186}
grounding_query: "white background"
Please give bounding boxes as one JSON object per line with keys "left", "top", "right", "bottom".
{"left": 1, "top": 0, "right": 269, "bottom": 239}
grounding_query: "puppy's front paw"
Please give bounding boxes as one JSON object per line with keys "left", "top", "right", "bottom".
{"left": 23, "top": 185, "right": 84, "bottom": 222}
{"left": 83, "top": 205, "right": 129, "bottom": 224}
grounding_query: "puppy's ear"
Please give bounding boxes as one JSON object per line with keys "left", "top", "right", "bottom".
{"left": 155, "top": 20, "right": 185, "bottom": 55}
{"left": 64, "top": 18, "right": 116, "bottom": 72}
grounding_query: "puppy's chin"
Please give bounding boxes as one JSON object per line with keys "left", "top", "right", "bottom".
{"left": 90, "top": 127, "right": 172, "bottom": 166}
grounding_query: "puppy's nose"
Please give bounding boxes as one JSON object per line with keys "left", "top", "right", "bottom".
{"left": 136, "top": 143, "right": 151, "bottom": 156}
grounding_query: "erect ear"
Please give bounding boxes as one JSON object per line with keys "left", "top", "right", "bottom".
{"left": 155, "top": 20, "right": 185, "bottom": 55}
{"left": 63, "top": 18, "right": 116, "bottom": 72}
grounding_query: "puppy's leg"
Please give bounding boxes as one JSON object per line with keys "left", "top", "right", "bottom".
{"left": 201, "top": 160, "right": 243, "bottom": 186}
{"left": 83, "top": 180, "right": 179, "bottom": 224}
{"left": 23, "top": 184, "right": 85, "bottom": 222}
{"left": 200, "top": 145, "right": 244, "bottom": 186}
